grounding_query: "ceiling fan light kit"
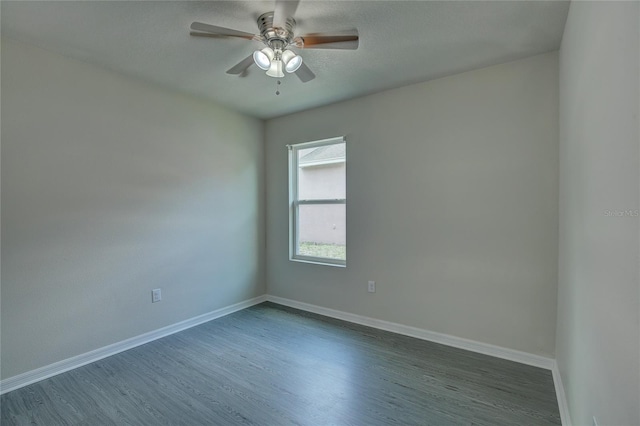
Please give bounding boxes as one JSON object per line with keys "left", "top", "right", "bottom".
{"left": 253, "top": 45, "right": 302, "bottom": 77}
{"left": 190, "top": 0, "right": 359, "bottom": 84}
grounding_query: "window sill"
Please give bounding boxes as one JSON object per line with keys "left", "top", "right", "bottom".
{"left": 289, "top": 256, "right": 346, "bottom": 268}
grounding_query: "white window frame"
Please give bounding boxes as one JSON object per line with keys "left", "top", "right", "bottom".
{"left": 288, "top": 136, "right": 346, "bottom": 267}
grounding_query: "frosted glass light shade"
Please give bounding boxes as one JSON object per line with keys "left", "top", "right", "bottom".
{"left": 266, "top": 59, "right": 284, "bottom": 78}
{"left": 282, "top": 50, "right": 302, "bottom": 73}
{"left": 253, "top": 48, "right": 274, "bottom": 71}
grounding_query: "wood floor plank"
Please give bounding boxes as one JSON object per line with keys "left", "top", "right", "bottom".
{"left": 1, "top": 302, "right": 561, "bottom": 425}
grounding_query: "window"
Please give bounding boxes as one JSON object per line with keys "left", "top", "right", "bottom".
{"left": 288, "top": 137, "right": 346, "bottom": 266}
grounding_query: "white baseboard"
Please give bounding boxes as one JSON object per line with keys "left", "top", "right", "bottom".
{"left": 0, "top": 295, "right": 268, "bottom": 395}
{"left": 266, "top": 295, "right": 555, "bottom": 370}
{"left": 552, "top": 361, "right": 573, "bottom": 426}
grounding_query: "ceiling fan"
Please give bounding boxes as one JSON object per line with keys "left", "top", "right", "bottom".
{"left": 190, "top": 0, "right": 359, "bottom": 83}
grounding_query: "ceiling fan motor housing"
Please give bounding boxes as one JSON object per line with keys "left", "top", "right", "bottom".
{"left": 258, "top": 12, "right": 296, "bottom": 51}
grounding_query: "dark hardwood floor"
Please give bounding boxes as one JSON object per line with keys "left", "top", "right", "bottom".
{"left": 1, "top": 302, "right": 561, "bottom": 425}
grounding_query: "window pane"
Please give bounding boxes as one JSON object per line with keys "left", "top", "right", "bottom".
{"left": 298, "top": 143, "right": 345, "bottom": 200}
{"left": 297, "top": 204, "right": 346, "bottom": 261}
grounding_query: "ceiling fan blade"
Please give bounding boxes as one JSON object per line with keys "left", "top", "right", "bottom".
{"left": 273, "top": 0, "right": 300, "bottom": 29}
{"left": 294, "top": 62, "right": 316, "bottom": 83}
{"left": 190, "top": 22, "right": 256, "bottom": 40}
{"left": 295, "top": 30, "right": 359, "bottom": 50}
{"left": 190, "top": 32, "right": 233, "bottom": 39}
{"left": 226, "top": 54, "right": 255, "bottom": 75}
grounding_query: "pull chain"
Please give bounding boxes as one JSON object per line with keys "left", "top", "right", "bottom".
{"left": 275, "top": 80, "right": 281, "bottom": 96}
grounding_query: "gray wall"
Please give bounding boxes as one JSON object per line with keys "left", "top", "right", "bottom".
{"left": 266, "top": 52, "right": 559, "bottom": 357}
{"left": 556, "top": 2, "right": 640, "bottom": 425}
{"left": 1, "top": 39, "right": 265, "bottom": 379}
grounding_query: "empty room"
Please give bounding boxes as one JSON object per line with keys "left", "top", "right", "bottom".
{"left": 1, "top": 1, "right": 638, "bottom": 425}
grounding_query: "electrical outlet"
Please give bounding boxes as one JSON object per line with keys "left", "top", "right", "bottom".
{"left": 152, "top": 288, "right": 162, "bottom": 303}
{"left": 368, "top": 281, "right": 376, "bottom": 293}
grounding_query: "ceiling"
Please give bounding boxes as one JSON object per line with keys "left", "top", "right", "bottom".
{"left": 1, "top": 1, "right": 570, "bottom": 119}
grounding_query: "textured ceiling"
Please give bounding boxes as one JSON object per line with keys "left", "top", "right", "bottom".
{"left": 1, "top": 1, "right": 569, "bottom": 119}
